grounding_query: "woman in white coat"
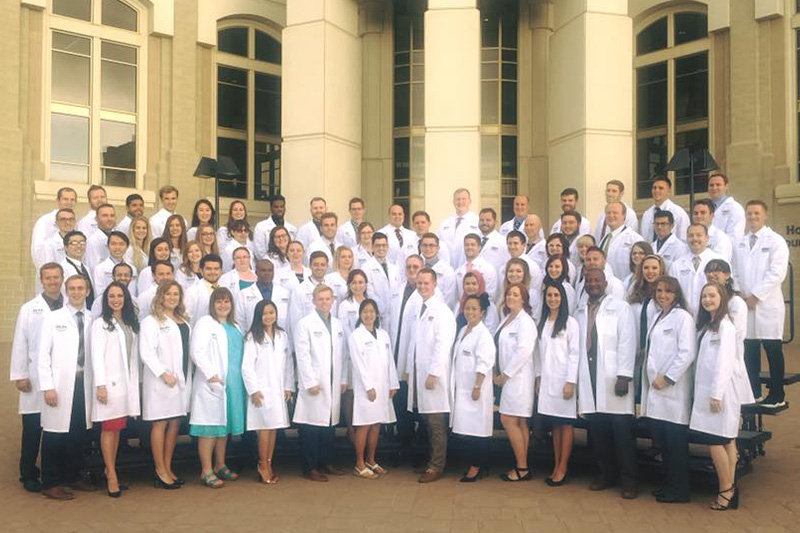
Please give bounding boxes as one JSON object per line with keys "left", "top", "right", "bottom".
{"left": 348, "top": 299, "right": 399, "bottom": 479}
{"left": 690, "top": 282, "right": 745, "bottom": 510}
{"left": 137, "top": 238, "right": 171, "bottom": 295}
{"left": 90, "top": 282, "right": 140, "bottom": 497}
{"left": 535, "top": 283, "right": 580, "bottom": 486}
{"left": 536, "top": 255, "right": 576, "bottom": 317}
{"left": 641, "top": 276, "right": 696, "bottom": 503}
{"left": 139, "top": 281, "right": 192, "bottom": 490}
{"left": 190, "top": 287, "right": 245, "bottom": 488}
{"left": 338, "top": 269, "right": 369, "bottom": 443}
{"left": 451, "top": 295, "right": 495, "bottom": 482}
{"left": 242, "top": 300, "right": 294, "bottom": 484}
{"left": 493, "top": 283, "right": 537, "bottom": 482}
{"left": 456, "top": 272, "right": 499, "bottom": 334}
{"left": 218, "top": 246, "right": 257, "bottom": 295}
{"left": 325, "top": 246, "right": 355, "bottom": 304}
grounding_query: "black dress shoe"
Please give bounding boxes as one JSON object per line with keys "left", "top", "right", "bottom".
{"left": 172, "top": 478, "right": 186, "bottom": 486}
{"left": 460, "top": 468, "right": 483, "bottom": 482}
{"left": 545, "top": 475, "right": 568, "bottom": 487}
{"left": 22, "top": 479, "right": 42, "bottom": 493}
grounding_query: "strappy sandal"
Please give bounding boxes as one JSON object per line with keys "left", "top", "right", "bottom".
{"left": 353, "top": 466, "right": 379, "bottom": 479}
{"left": 710, "top": 487, "right": 736, "bottom": 511}
{"left": 366, "top": 462, "right": 387, "bottom": 475}
{"left": 215, "top": 465, "right": 239, "bottom": 481}
{"left": 201, "top": 472, "right": 224, "bottom": 488}
{"left": 500, "top": 467, "right": 531, "bottom": 482}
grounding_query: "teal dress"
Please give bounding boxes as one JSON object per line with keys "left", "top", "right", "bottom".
{"left": 238, "top": 279, "right": 255, "bottom": 291}
{"left": 189, "top": 323, "right": 246, "bottom": 438}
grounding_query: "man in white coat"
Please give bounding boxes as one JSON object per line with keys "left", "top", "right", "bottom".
{"left": 60, "top": 230, "right": 96, "bottom": 309}
{"left": 37, "top": 275, "right": 94, "bottom": 500}
{"left": 669, "top": 224, "right": 722, "bottom": 316}
{"left": 576, "top": 247, "right": 624, "bottom": 305}
{"left": 10, "top": 263, "right": 65, "bottom": 493}
{"left": 692, "top": 199, "right": 732, "bottom": 261}
{"left": 499, "top": 195, "right": 529, "bottom": 236}
{"left": 136, "top": 260, "right": 174, "bottom": 320}
{"left": 185, "top": 254, "right": 223, "bottom": 326}
{"left": 593, "top": 180, "right": 639, "bottom": 241}
{"left": 477, "top": 208, "right": 509, "bottom": 276}
{"left": 93, "top": 231, "right": 138, "bottom": 298}
{"left": 76, "top": 185, "right": 107, "bottom": 239}
{"left": 437, "top": 188, "right": 480, "bottom": 269}
{"left": 651, "top": 210, "right": 688, "bottom": 270}
{"left": 336, "top": 197, "right": 366, "bottom": 249}
{"left": 576, "top": 268, "right": 638, "bottom": 499}
{"left": 549, "top": 188, "right": 591, "bottom": 236}
{"left": 31, "top": 187, "right": 77, "bottom": 268}
{"left": 149, "top": 185, "right": 184, "bottom": 239}
{"left": 253, "top": 194, "right": 297, "bottom": 259}
{"left": 418, "top": 233, "right": 456, "bottom": 308}
{"left": 523, "top": 215, "right": 547, "bottom": 268}
{"left": 292, "top": 284, "right": 347, "bottom": 482}
{"left": 116, "top": 193, "right": 144, "bottom": 235}
{"left": 732, "top": 200, "right": 790, "bottom": 407}
{"left": 236, "top": 258, "right": 290, "bottom": 334}
{"left": 708, "top": 172, "right": 746, "bottom": 240}
{"left": 639, "top": 176, "right": 690, "bottom": 242}
{"left": 500, "top": 231, "right": 543, "bottom": 291}
{"left": 381, "top": 204, "right": 418, "bottom": 266}
{"left": 405, "top": 268, "right": 456, "bottom": 483}
{"left": 455, "top": 234, "right": 499, "bottom": 303}
{"left": 84, "top": 204, "right": 118, "bottom": 272}
{"left": 598, "top": 202, "right": 643, "bottom": 280}
{"left": 361, "top": 232, "right": 401, "bottom": 319}
{"left": 288, "top": 251, "right": 332, "bottom": 338}
{"left": 38, "top": 208, "right": 77, "bottom": 271}
{"left": 295, "top": 197, "right": 327, "bottom": 251}
{"left": 411, "top": 211, "right": 450, "bottom": 266}
{"left": 305, "top": 212, "right": 343, "bottom": 269}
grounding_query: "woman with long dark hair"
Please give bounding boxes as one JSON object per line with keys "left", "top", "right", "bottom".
{"left": 535, "top": 283, "right": 580, "bottom": 486}
{"left": 187, "top": 199, "right": 217, "bottom": 241}
{"left": 162, "top": 214, "right": 188, "bottom": 270}
{"left": 267, "top": 226, "right": 292, "bottom": 269}
{"left": 538, "top": 255, "right": 576, "bottom": 316}
{"left": 137, "top": 238, "right": 171, "bottom": 294}
{"left": 623, "top": 241, "right": 654, "bottom": 295}
{"left": 241, "top": 300, "right": 294, "bottom": 484}
{"left": 91, "top": 282, "right": 140, "bottom": 497}
{"left": 218, "top": 200, "right": 251, "bottom": 248}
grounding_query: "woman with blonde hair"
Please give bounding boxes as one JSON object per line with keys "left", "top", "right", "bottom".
{"left": 125, "top": 215, "right": 150, "bottom": 273}
{"left": 325, "top": 245, "right": 355, "bottom": 303}
{"left": 196, "top": 222, "right": 220, "bottom": 257}
{"left": 176, "top": 241, "right": 203, "bottom": 290}
{"left": 628, "top": 254, "right": 667, "bottom": 404}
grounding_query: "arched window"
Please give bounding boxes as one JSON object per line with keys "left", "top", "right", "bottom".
{"left": 48, "top": 0, "right": 146, "bottom": 188}
{"left": 634, "top": 8, "right": 709, "bottom": 198}
{"left": 215, "top": 21, "right": 282, "bottom": 200}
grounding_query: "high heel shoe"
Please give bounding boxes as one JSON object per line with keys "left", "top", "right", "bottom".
{"left": 710, "top": 486, "right": 736, "bottom": 511}
{"left": 545, "top": 474, "right": 568, "bottom": 487}
{"left": 153, "top": 473, "right": 181, "bottom": 490}
{"left": 460, "top": 468, "right": 484, "bottom": 482}
{"left": 107, "top": 488, "right": 122, "bottom": 498}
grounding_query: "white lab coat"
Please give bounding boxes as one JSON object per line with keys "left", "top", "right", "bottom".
{"left": 380, "top": 224, "right": 418, "bottom": 266}
{"left": 550, "top": 217, "right": 591, "bottom": 238}
{"left": 602, "top": 226, "right": 644, "bottom": 281}
{"left": 222, "top": 239, "right": 256, "bottom": 272}
{"left": 292, "top": 312, "right": 346, "bottom": 427}
{"left": 305, "top": 238, "right": 342, "bottom": 270}
{"left": 640, "top": 307, "right": 696, "bottom": 425}
{"left": 496, "top": 311, "right": 537, "bottom": 417}
{"left": 438, "top": 211, "right": 480, "bottom": 269}
{"left": 640, "top": 199, "right": 690, "bottom": 243}
{"left": 189, "top": 316, "right": 229, "bottom": 426}
{"left": 526, "top": 239, "right": 548, "bottom": 270}
{"left": 450, "top": 322, "right": 495, "bottom": 437}
{"left": 93, "top": 257, "right": 139, "bottom": 299}
{"left": 296, "top": 220, "right": 321, "bottom": 251}
{"left": 139, "top": 315, "right": 192, "bottom": 421}
{"left": 84, "top": 230, "right": 111, "bottom": 273}
{"left": 253, "top": 217, "right": 298, "bottom": 260}
{"left": 136, "top": 265, "right": 155, "bottom": 295}
{"left": 653, "top": 234, "right": 688, "bottom": 270}
{"left": 575, "top": 297, "right": 637, "bottom": 415}
{"left": 90, "top": 317, "right": 140, "bottom": 421}
{"left": 323, "top": 271, "right": 350, "bottom": 304}
{"left": 455, "top": 256, "right": 499, "bottom": 303}
{"left": 10, "top": 295, "right": 54, "bottom": 414}
{"left": 241, "top": 330, "right": 294, "bottom": 430}
{"left": 235, "top": 283, "right": 290, "bottom": 334}
{"left": 689, "top": 319, "right": 740, "bottom": 438}
{"left": 218, "top": 269, "right": 252, "bottom": 299}
{"left": 669, "top": 248, "right": 723, "bottom": 316}
{"left": 149, "top": 209, "right": 185, "bottom": 241}
{"left": 361, "top": 256, "right": 401, "bottom": 319}
{"left": 531, "top": 280, "right": 576, "bottom": 320}
{"left": 274, "top": 264, "right": 308, "bottom": 293}
{"left": 389, "top": 286, "right": 421, "bottom": 376}
{"left": 405, "top": 297, "right": 456, "bottom": 414}
{"left": 727, "top": 296, "right": 756, "bottom": 405}
{"left": 593, "top": 204, "right": 639, "bottom": 241}
{"left": 288, "top": 278, "right": 334, "bottom": 341}
{"left": 77, "top": 210, "right": 97, "bottom": 239}
{"left": 535, "top": 317, "right": 580, "bottom": 419}
{"left": 184, "top": 281, "right": 214, "bottom": 326}
{"left": 39, "top": 232, "right": 67, "bottom": 270}
{"left": 31, "top": 209, "right": 58, "bottom": 264}
{"left": 732, "top": 226, "right": 790, "bottom": 339}
{"left": 712, "top": 196, "right": 746, "bottom": 240}
{"left": 479, "top": 231, "right": 510, "bottom": 276}
{"left": 336, "top": 220, "right": 359, "bottom": 249}
{"left": 707, "top": 225, "right": 733, "bottom": 262}
{"left": 137, "top": 285, "right": 157, "bottom": 321}
{"left": 37, "top": 306, "right": 93, "bottom": 432}
{"left": 429, "top": 259, "right": 457, "bottom": 309}
{"left": 348, "top": 326, "right": 399, "bottom": 426}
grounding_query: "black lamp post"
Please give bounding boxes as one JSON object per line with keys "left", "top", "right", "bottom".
{"left": 663, "top": 145, "right": 719, "bottom": 211}
{"left": 193, "top": 156, "right": 241, "bottom": 222}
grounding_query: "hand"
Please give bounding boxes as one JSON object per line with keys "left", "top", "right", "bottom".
{"left": 15, "top": 379, "right": 32, "bottom": 393}
{"left": 745, "top": 295, "right": 758, "bottom": 309}
{"left": 308, "top": 385, "right": 321, "bottom": 395}
{"left": 44, "top": 389, "right": 58, "bottom": 407}
{"left": 96, "top": 386, "right": 108, "bottom": 405}
{"left": 161, "top": 372, "right": 177, "bottom": 387}
{"left": 389, "top": 389, "right": 397, "bottom": 399}
{"left": 562, "top": 382, "right": 575, "bottom": 400}
{"left": 208, "top": 375, "right": 223, "bottom": 385}
{"left": 493, "top": 374, "right": 508, "bottom": 387}
{"left": 251, "top": 391, "right": 265, "bottom": 408}
{"left": 652, "top": 374, "right": 669, "bottom": 390}
{"left": 425, "top": 375, "right": 437, "bottom": 390}
{"left": 284, "top": 390, "right": 293, "bottom": 402}
{"left": 471, "top": 387, "right": 481, "bottom": 401}
{"left": 534, "top": 377, "right": 540, "bottom": 396}
{"left": 614, "top": 377, "right": 630, "bottom": 397}
{"left": 367, "top": 389, "right": 377, "bottom": 402}
{"left": 710, "top": 398, "right": 722, "bottom": 413}
{"left": 341, "top": 384, "right": 348, "bottom": 394}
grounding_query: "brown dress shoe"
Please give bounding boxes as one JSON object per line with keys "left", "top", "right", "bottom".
{"left": 418, "top": 470, "right": 443, "bottom": 483}
{"left": 303, "top": 469, "right": 329, "bottom": 482}
{"left": 42, "top": 487, "right": 75, "bottom": 501}
{"left": 589, "top": 478, "right": 614, "bottom": 491}
{"left": 67, "top": 479, "right": 98, "bottom": 492}
{"left": 322, "top": 465, "right": 345, "bottom": 476}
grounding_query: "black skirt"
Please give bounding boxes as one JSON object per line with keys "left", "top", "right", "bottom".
{"left": 689, "top": 429, "right": 732, "bottom": 446}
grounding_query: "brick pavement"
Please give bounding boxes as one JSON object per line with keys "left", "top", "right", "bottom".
{"left": 1, "top": 342, "right": 798, "bottom": 532}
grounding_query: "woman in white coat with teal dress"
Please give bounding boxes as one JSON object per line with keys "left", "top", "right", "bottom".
{"left": 91, "top": 282, "right": 140, "bottom": 497}
{"left": 690, "top": 282, "right": 746, "bottom": 510}
{"left": 535, "top": 282, "right": 580, "bottom": 487}
{"left": 242, "top": 300, "right": 295, "bottom": 485}
{"left": 493, "top": 283, "right": 537, "bottom": 482}
{"left": 139, "top": 281, "right": 192, "bottom": 490}
{"left": 348, "top": 299, "right": 399, "bottom": 479}
{"left": 641, "top": 276, "right": 696, "bottom": 504}
{"left": 451, "top": 294, "right": 496, "bottom": 482}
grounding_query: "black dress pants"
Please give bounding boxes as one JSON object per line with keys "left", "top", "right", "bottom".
{"left": 650, "top": 419, "right": 689, "bottom": 499}
{"left": 460, "top": 435, "right": 490, "bottom": 468}
{"left": 41, "top": 377, "right": 87, "bottom": 490}
{"left": 744, "top": 339, "right": 785, "bottom": 400}
{"left": 587, "top": 413, "right": 638, "bottom": 490}
{"left": 298, "top": 424, "right": 335, "bottom": 473}
{"left": 19, "top": 413, "right": 42, "bottom": 482}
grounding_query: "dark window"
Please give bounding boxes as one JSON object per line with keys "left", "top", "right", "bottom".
{"left": 675, "top": 52, "right": 708, "bottom": 124}
{"left": 102, "top": 0, "right": 138, "bottom": 32}
{"left": 673, "top": 128, "right": 709, "bottom": 195}
{"left": 217, "top": 137, "right": 247, "bottom": 198}
{"left": 636, "top": 17, "right": 667, "bottom": 55}
{"left": 255, "top": 73, "right": 281, "bottom": 135}
{"left": 674, "top": 12, "right": 707, "bottom": 45}
{"left": 218, "top": 27, "right": 248, "bottom": 57}
{"left": 53, "top": 0, "right": 91, "bottom": 21}
{"left": 255, "top": 30, "right": 281, "bottom": 63}
{"left": 636, "top": 135, "right": 667, "bottom": 200}
{"left": 217, "top": 66, "right": 248, "bottom": 130}
{"left": 636, "top": 62, "right": 667, "bottom": 129}
{"left": 255, "top": 142, "right": 280, "bottom": 200}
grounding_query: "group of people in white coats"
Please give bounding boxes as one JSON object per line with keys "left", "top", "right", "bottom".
{"left": 13, "top": 173, "right": 788, "bottom": 510}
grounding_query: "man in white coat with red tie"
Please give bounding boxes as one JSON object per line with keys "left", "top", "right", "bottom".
{"left": 405, "top": 268, "right": 456, "bottom": 483}
{"left": 292, "top": 284, "right": 347, "bottom": 482}
{"left": 37, "top": 275, "right": 95, "bottom": 500}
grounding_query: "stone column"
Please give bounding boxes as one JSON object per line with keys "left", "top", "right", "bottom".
{"left": 547, "top": 0, "right": 632, "bottom": 227}
{"left": 282, "top": 0, "right": 363, "bottom": 221}
{"left": 424, "top": 0, "right": 480, "bottom": 226}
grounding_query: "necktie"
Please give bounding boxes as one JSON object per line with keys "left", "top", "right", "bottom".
{"left": 599, "top": 232, "right": 611, "bottom": 254}
{"left": 481, "top": 235, "right": 488, "bottom": 249}
{"left": 76, "top": 311, "right": 85, "bottom": 368}
{"left": 380, "top": 262, "right": 389, "bottom": 278}
{"left": 455, "top": 216, "right": 463, "bottom": 230}
{"left": 419, "top": 302, "right": 427, "bottom": 318}
{"left": 526, "top": 242, "right": 534, "bottom": 254}
{"left": 211, "top": 283, "right": 219, "bottom": 290}
{"left": 395, "top": 228, "right": 404, "bottom": 247}
{"left": 395, "top": 284, "right": 416, "bottom": 357}
{"left": 749, "top": 234, "right": 757, "bottom": 250}
{"left": 514, "top": 218, "right": 522, "bottom": 231}
{"left": 329, "top": 242, "right": 336, "bottom": 256}
{"left": 692, "top": 255, "right": 700, "bottom": 271}
{"left": 352, "top": 221, "right": 359, "bottom": 237}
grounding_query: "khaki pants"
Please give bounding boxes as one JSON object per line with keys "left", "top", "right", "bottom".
{"left": 422, "top": 413, "right": 447, "bottom": 472}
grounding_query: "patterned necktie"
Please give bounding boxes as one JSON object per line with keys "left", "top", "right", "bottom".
{"left": 329, "top": 242, "right": 335, "bottom": 256}
{"left": 481, "top": 235, "right": 488, "bottom": 249}
{"left": 749, "top": 234, "right": 757, "bottom": 250}
{"left": 692, "top": 256, "right": 700, "bottom": 271}
{"left": 76, "top": 311, "right": 85, "bottom": 368}
{"left": 599, "top": 232, "right": 611, "bottom": 254}
{"left": 395, "top": 227, "right": 404, "bottom": 247}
